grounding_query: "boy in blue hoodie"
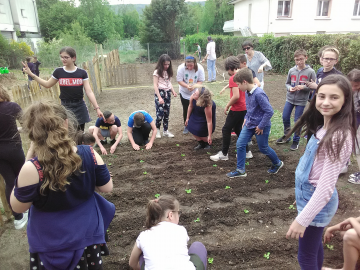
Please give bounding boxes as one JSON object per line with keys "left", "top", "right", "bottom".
{"left": 226, "top": 68, "right": 283, "bottom": 178}
{"left": 276, "top": 49, "right": 316, "bottom": 150}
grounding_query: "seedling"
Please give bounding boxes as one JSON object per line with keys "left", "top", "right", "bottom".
{"left": 108, "top": 163, "right": 112, "bottom": 166}
{"left": 283, "top": 149, "right": 289, "bottom": 152}
{"left": 154, "top": 194, "right": 160, "bottom": 198}
{"left": 245, "top": 162, "right": 249, "bottom": 166}
{"left": 265, "top": 180, "right": 269, "bottom": 184}
{"left": 194, "top": 217, "right": 200, "bottom": 222}
{"left": 106, "top": 229, "right": 109, "bottom": 233}
{"left": 185, "top": 189, "right": 192, "bottom": 194}
{"left": 213, "top": 164, "right": 217, "bottom": 167}
{"left": 181, "top": 154, "right": 185, "bottom": 157}
{"left": 264, "top": 252, "right": 270, "bottom": 259}
{"left": 176, "top": 144, "right": 180, "bottom": 147}
{"left": 143, "top": 171, "right": 147, "bottom": 175}
{"left": 289, "top": 205, "right": 295, "bottom": 210}
{"left": 140, "top": 160, "right": 144, "bottom": 163}
{"left": 235, "top": 149, "right": 237, "bottom": 152}
{"left": 188, "top": 169, "right": 191, "bottom": 172}
{"left": 244, "top": 209, "right": 249, "bottom": 214}
{"left": 225, "top": 186, "right": 231, "bottom": 189}
{"left": 208, "top": 257, "right": 214, "bottom": 264}
{"left": 326, "top": 244, "right": 334, "bottom": 250}
{"left": 207, "top": 152, "right": 211, "bottom": 155}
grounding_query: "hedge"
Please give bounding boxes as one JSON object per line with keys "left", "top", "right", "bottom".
{"left": 183, "top": 33, "right": 360, "bottom": 75}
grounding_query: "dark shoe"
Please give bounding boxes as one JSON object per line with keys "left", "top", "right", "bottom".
{"left": 212, "top": 80, "right": 216, "bottom": 82}
{"left": 203, "top": 144, "right": 211, "bottom": 150}
{"left": 110, "top": 139, "right": 116, "bottom": 145}
{"left": 290, "top": 141, "right": 299, "bottom": 151}
{"left": 226, "top": 169, "right": 247, "bottom": 178}
{"left": 194, "top": 143, "right": 203, "bottom": 150}
{"left": 276, "top": 136, "right": 291, "bottom": 144}
{"left": 100, "top": 139, "right": 107, "bottom": 145}
{"left": 268, "top": 161, "right": 284, "bottom": 174}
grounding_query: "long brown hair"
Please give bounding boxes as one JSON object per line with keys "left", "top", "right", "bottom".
{"left": 196, "top": 87, "right": 213, "bottom": 107}
{"left": 155, "top": 54, "right": 173, "bottom": 78}
{"left": 185, "top": 56, "right": 198, "bottom": 73}
{"left": 287, "top": 74, "right": 357, "bottom": 160}
{"left": 22, "top": 101, "right": 82, "bottom": 195}
{"left": 0, "top": 86, "right": 11, "bottom": 102}
{"left": 145, "top": 195, "right": 178, "bottom": 229}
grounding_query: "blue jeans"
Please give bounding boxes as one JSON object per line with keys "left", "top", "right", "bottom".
{"left": 282, "top": 101, "right": 305, "bottom": 143}
{"left": 207, "top": 59, "right": 216, "bottom": 81}
{"left": 236, "top": 126, "right": 280, "bottom": 171}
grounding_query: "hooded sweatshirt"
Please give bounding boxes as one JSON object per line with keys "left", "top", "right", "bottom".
{"left": 285, "top": 65, "right": 316, "bottom": 106}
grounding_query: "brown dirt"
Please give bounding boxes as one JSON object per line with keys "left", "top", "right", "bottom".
{"left": 1, "top": 61, "right": 360, "bottom": 270}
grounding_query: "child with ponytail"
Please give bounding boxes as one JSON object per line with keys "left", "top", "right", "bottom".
{"left": 129, "top": 195, "right": 207, "bottom": 270}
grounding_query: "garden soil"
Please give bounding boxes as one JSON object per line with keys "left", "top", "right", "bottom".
{"left": 1, "top": 60, "right": 360, "bottom": 270}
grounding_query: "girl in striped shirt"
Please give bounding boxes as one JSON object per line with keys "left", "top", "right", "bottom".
{"left": 153, "top": 54, "right": 177, "bottom": 138}
{"left": 285, "top": 75, "right": 357, "bottom": 270}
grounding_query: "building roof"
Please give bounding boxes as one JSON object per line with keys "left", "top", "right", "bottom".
{"left": 228, "top": 0, "right": 246, "bottom": 5}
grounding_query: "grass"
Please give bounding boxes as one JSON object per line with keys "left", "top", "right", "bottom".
{"left": 119, "top": 50, "right": 147, "bottom": 64}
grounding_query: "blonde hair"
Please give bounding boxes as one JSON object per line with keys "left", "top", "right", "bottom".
{"left": 322, "top": 47, "right": 340, "bottom": 60}
{"left": 0, "top": 86, "right": 11, "bottom": 102}
{"left": 22, "top": 101, "right": 82, "bottom": 195}
{"left": 196, "top": 87, "right": 213, "bottom": 107}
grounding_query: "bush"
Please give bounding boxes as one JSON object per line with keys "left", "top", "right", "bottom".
{"left": 0, "top": 34, "right": 34, "bottom": 68}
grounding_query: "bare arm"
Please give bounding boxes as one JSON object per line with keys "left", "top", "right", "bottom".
{"left": 153, "top": 75, "right": 164, "bottom": 104}
{"left": 93, "top": 149, "right": 113, "bottom": 193}
{"left": 129, "top": 243, "right": 142, "bottom": 270}
{"left": 253, "top": 77, "right": 261, "bottom": 87}
{"left": 127, "top": 126, "right": 140, "bottom": 151}
{"left": 205, "top": 105, "right": 213, "bottom": 145}
{"left": 83, "top": 80, "right": 104, "bottom": 119}
{"left": 185, "top": 95, "right": 194, "bottom": 125}
{"left": 22, "top": 61, "right": 58, "bottom": 88}
{"left": 145, "top": 121, "right": 157, "bottom": 150}
{"left": 225, "top": 87, "right": 240, "bottom": 114}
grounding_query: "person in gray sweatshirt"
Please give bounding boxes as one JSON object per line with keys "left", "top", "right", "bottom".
{"left": 276, "top": 49, "right": 316, "bottom": 150}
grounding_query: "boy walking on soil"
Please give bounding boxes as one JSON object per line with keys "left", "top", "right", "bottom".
{"left": 226, "top": 68, "right": 283, "bottom": 178}
{"left": 276, "top": 49, "right": 316, "bottom": 150}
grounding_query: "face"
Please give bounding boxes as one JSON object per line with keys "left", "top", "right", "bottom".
{"left": 186, "top": 61, "right": 194, "bottom": 70}
{"left": 321, "top": 51, "right": 338, "bottom": 70}
{"left": 60, "top": 52, "right": 76, "bottom": 66}
{"left": 105, "top": 114, "right": 115, "bottom": 124}
{"left": 163, "top": 61, "right": 170, "bottom": 70}
{"left": 167, "top": 202, "right": 181, "bottom": 225}
{"left": 236, "top": 81, "right": 248, "bottom": 92}
{"left": 227, "top": 69, "right": 236, "bottom": 76}
{"left": 240, "top": 62, "right": 247, "bottom": 69}
{"left": 316, "top": 84, "right": 345, "bottom": 119}
{"left": 243, "top": 46, "right": 253, "bottom": 55}
{"left": 351, "top": 81, "right": 360, "bottom": 92}
{"left": 294, "top": 55, "right": 307, "bottom": 68}
{"left": 193, "top": 89, "right": 200, "bottom": 100}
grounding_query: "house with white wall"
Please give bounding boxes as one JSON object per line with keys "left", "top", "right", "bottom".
{"left": 0, "top": 0, "right": 41, "bottom": 51}
{"left": 225, "top": 0, "right": 360, "bottom": 36}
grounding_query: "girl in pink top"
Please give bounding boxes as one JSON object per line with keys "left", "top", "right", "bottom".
{"left": 285, "top": 75, "right": 357, "bottom": 270}
{"left": 153, "top": 54, "right": 177, "bottom": 139}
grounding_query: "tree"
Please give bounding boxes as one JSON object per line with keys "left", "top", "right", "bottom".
{"left": 200, "top": 0, "right": 233, "bottom": 35}
{"left": 122, "top": 9, "right": 141, "bottom": 38}
{"left": 178, "top": 3, "right": 203, "bottom": 36}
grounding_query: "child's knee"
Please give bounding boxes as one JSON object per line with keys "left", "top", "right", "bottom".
{"left": 258, "top": 145, "right": 269, "bottom": 154}
{"left": 343, "top": 229, "right": 360, "bottom": 246}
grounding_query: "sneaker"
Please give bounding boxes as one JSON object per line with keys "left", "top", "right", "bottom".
{"left": 226, "top": 169, "right": 247, "bottom": 178}
{"left": 100, "top": 139, "right": 107, "bottom": 145}
{"left": 203, "top": 144, "right": 211, "bottom": 150}
{"left": 194, "top": 143, "right": 203, "bottom": 150}
{"left": 183, "top": 126, "right": 189, "bottom": 134}
{"left": 290, "top": 141, "right": 299, "bottom": 151}
{"left": 349, "top": 171, "right": 360, "bottom": 179}
{"left": 210, "top": 151, "right": 228, "bottom": 161}
{"left": 246, "top": 151, "right": 253, "bottom": 159}
{"left": 156, "top": 128, "right": 161, "bottom": 138}
{"left": 231, "top": 132, "right": 237, "bottom": 136}
{"left": 348, "top": 174, "right": 360, "bottom": 184}
{"left": 110, "top": 139, "right": 116, "bottom": 145}
{"left": 268, "top": 161, "right": 284, "bottom": 174}
{"left": 276, "top": 136, "right": 291, "bottom": 144}
{"left": 14, "top": 212, "right": 28, "bottom": 230}
{"left": 163, "top": 130, "right": 174, "bottom": 138}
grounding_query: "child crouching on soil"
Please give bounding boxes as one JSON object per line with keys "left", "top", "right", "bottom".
{"left": 129, "top": 195, "right": 207, "bottom": 270}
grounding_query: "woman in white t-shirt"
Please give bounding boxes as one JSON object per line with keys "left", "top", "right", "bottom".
{"left": 177, "top": 56, "right": 205, "bottom": 134}
{"left": 153, "top": 54, "right": 177, "bottom": 139}
{"left": 129, "top": 195, "right": 207, "bottom": 270}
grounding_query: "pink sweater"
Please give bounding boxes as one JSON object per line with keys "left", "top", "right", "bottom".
{"left": 296, "top": 128, "right": 353, "bottom": 227}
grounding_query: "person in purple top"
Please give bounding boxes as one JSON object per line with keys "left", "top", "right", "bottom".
{"left": 226, "top": 68, "right": 283, "bottom": 178}
{"left": 10, "top": 101, "right": 115, "bottom": 270}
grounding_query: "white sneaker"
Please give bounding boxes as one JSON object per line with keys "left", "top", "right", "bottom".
{"left": 163, "top": 130, "right": 174, "bottom": 138}
{"left": 210, "top": 151, "right": 228, "bottom": 161}
{"left": 246, "top": 151, "right": 253, "bottom": 159}
{"left": 156, "top": 128, "right": 161, "bottom": 138}
{"left": 14, "top": 212, "right": 28, "bottom": 230}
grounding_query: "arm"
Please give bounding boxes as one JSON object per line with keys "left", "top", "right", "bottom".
{"left": 205, "top": 105, "right": 213, "bottom": 145}
{"left": 153, "top": 75, "right": 164, "bottom": 104}
{"left": 145, "top": 121, "right": 157, "bottom": 150}
{"left": 253, "top": 77, "right": 261, "bottom": 87}
{"left": 257, "top": 52, "right": 272, "bottom": 73}
{"left": 324, "top": 216, "right": 360, "bottom": 243}
{"left": 256, "top": 94, "right": 274, "bottom": 130}
{"left": 224, "top": 87, "right": 240, "bottom": 115}
{"left": 220, "top": 84, "right": 229, "bottom": 94}
{"left": 171, "top": 84, "right": 177, "bottom": 97}
{"left": 93, "top": 126, "right": 107, "bottom": 155}
{"left": 300, "top": 71, "right": 317, "bottom": 92}
{"left": 185, "top": 95, "right": 194, "bottom": 126}
{"left": 83, "top": 80, "right": 104, "bottom": 119}
{"left": 93, "top": 149, "right": 113, "bottom": 193}
{"left": 22, "top": 62, "right": 57, "bottom": 88}
{"left": 127, "top": 126, "right": 140, "bottom": 151}
{"left": 129, "top": 243, "right": 142, "bottom": 270}
{"left": 285, "top": 71, "right": 293, "bottom": 92}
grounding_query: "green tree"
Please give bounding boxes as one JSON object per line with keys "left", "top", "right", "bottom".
{"left": 200, "top": 0, "right": 233, "bottom": 35}
{"left": 178, "top": 3, "right": 203, "bottom": 36}
{"left": 122, "top": 9, "right": 141, "bottom": 38}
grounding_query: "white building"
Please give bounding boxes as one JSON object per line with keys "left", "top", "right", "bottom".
{"left": 0, "top": 0, "right": 41, "bottom": 51}
{"left": 225, "top": 0, "right": 360, "bottom": 36}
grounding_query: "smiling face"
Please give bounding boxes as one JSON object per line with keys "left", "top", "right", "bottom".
{"left": 193, "top": 89, "right": 200, "bottom": 100}
{"left": 316, "top": 84, "right": 345, "bottom": 122}
{"left": 186, "top": 61, "right": 194, "bottom": 71}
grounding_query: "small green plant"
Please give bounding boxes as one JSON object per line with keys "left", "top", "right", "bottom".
{"left": 225, "top": 186, "right": 231, "bottom": 189}
{"left": 188, "top": 169, "right": 191, "bottom": 172}
{"left": 208, "top": 257, "right": 214, "bottom": 264}
{"left": 235, "top": 149, "right": 237, "bottom": 152}
{"left": 108, "top": 163, "right": 112, "bottom": 166}
{"left": 289, "top": 205, "right": 295, "bottom": 210}
{"left": 194, "top": 217, "right": 200, "bottom": 222}
{"left": 265, "top": 180, "right": 269, "bottom": 184}
{"left": 244, "top": 209, "right": 249, "bottom": 214}
{"left": 283, "top": 149, "right": 289, "bottom": 152}
{"left": 143, "top": 171, "right": 147, "bottom": 175}
{"left": 185, "top": 189, "right": 192, "bottom": 194}
{"left": 181, "top": 154, "right": 185, "bottom": 157}
{"left": 154, "top": 194, "right": 160, "bottom": 198}
{"left": 213, "top": 164, "right": 217, "bottom": 167}
{"left": 264, "top": 252, "right": 270, "bottom": 259}
{"left": 0, "top": 207, "right": 4, "bottom": 215}
{"left": 176, "top": 144, "right": 180, "bottom": 146}
{"left": 207, "top": 152, "right": 211, "bottom": 155}
{"left": 106, "top": 229, "right": 109, "bottom": 233}
{"left": 326, "top": 244, "right": 334, "bottom": 250}
{"left": 245, "top": 162, "right": 249, "bottom": 166}
{"left": 140, "top": 160, "right": 144, "bottom": 163}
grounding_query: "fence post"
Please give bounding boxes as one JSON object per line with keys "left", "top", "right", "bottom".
{"left": 184, "top": 42, "right": 186, "bottom": 61}
{"left": 147, "top": 43, "right": 150, "bottom": 64}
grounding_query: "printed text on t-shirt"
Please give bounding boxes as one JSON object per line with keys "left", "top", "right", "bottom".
{"left": 59, "top": 78, "right": 83, "bottom": 86}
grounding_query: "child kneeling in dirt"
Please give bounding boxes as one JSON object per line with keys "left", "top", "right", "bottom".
{"left": 127, "top": 110, "right": 157, "bottom": 151}
{"left": 227, "top": 68, "right": 283, "bottom": 178}
{"left": 129, "top": 195, "right": 207, "bottom": 270}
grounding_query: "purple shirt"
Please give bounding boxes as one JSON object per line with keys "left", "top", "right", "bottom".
{"left": 0, "top": 101, "right": 22, "bottom": 143}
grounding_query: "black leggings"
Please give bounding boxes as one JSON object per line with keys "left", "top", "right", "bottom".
{"left": 180, "top": 94, "right": 190, "bottom": 124}
{"left": 222, "top": 110, "right": 247, "bottom": 155}
{"left": 132, "top": 122, "right": 152, "bottom": 146}
{"left": 0, "top": 142, "right": 25, "bottom": 219}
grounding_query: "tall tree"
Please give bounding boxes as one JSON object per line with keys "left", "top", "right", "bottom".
{"left": 200, "top": 0, "right": 233, "bottom": 35}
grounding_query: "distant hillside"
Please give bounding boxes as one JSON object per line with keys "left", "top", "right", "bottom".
{"left": 111, "top": 2, "right": 205, "bottom": 16}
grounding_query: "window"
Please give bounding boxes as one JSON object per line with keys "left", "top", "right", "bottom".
{"left": 0, "top": 4, "right": 5, "bottom": 14}
{"left": 317, "top": 0, "right": 330, "bottom": 16}
{"left": 277, "top": 1, "right": 292, "bottom": 17}
{"left": 354, "top": 0, "right": 360, "bottom": 16}
{"left": 21, "top": 9, "right": 27, "bottom": 18}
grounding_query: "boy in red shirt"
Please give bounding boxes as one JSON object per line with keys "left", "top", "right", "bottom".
{"left": 210, "top": 56, "right": 252, "bottom": 161}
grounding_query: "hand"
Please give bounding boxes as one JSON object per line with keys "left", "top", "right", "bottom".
{"left": 297, "top": 85, "right": 305, "bottom": 91}
{"left": 255, "top": 126, "right": 263, "bottom": 135}
{"left": 323, "top": 228, "right": 335, "bottom": 244}
{"left": 21, "top": 61, "right": 34, "bottom": 76}
{"left": 289, "top": 87, "right": 296, "bottom": 92}
{"left": 185, "top": 119, "right": 189, "bottom": 126}
{"left": 100, "top": 146, "right": 108, "bottom": 155}
{"left": 158, "top": 98, "right": 164, "bottom": 105}
{"left": 187, "top": 85, "right": 194, "bottom": 92}
{"left": 286, "top": 219, "right": 306, "bottom": 240}
{"left": 145, "top": 141, "right": 153, "bottom": 150}
{"left": 173, "top": 92, "right": 178, "bottom": 97}
{"left": 258, "top": 66, "right": 264, "bottom": 73}
{"left": 208, "top": 135, "right": 212, "bottom": 145}
{"left": 339, "top": 218, "right": 353, "bottom": 231}
{"left": 132, "top": 143, "right": 140, "bottom": 151}
{"left": 220, "top": 87, "right": 226, "bottom": 95}
{"left": 305, "top": 79, "right": 317, "bottom": 89}
{"left": 97, "top": 108, "right": 104, "bottom": 119}
{"left": 224, "top": 105, "right": 229, "bottom": 115}
{"left": 110, "top": 145, "right": 116, "bottom": 154}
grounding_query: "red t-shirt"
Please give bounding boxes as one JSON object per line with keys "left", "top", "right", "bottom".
{"left": 229, "top": 75, "right": 246, "bottom": 111}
